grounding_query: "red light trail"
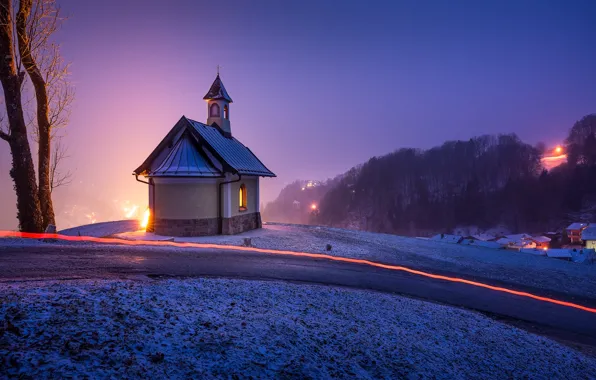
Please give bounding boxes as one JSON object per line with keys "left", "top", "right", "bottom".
{"left": 1, "top": 230, "right": 596, "bottom": 314}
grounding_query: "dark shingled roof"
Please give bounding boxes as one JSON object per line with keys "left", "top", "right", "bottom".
{"left": 187, "top": 118, "right": 275, "bottom": 177}
{"left": 150, "top": 133, "right": 222, "bottom": 177}
{"left": 203, "top": 74, "right": 233, "bottom": 102}
{"left": 133, "top": 117, "right": 275, "bottom": 178}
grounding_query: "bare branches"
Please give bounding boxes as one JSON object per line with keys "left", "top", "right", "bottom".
{"left": 0, "top": 98, "right": 10, "bottom": 141}
{"left": 49, "top": 134, "right": 72, "bottom": 192}
{"left": 15, "top": 0, "right": 70, "bottom": 227}
{"left": 0, "top": 129, "right": 10, "bottom": 141}
{"left": 16, "top": 0, "right": 72, "bottom": 139}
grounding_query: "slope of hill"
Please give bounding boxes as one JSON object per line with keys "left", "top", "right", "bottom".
{"left": 265, "top": 114, "right": 596, "bottom": 236}
{"left": 2, "top": 278, "right": 595, "bottom": 378}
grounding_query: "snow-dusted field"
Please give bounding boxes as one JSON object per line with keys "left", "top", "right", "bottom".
{"left": 1, "top": 278, "right": 595, "bottom": 378}
{"left": 117, "top": 223, "right": 596, "bottom": 299}
{"left": 59, "top": 220, "right": 140, "bottom": 237}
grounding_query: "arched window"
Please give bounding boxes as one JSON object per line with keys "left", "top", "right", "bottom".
{"left": 210, "top": 103, "right": 220, "bottom": 117}
{"left": 224, "top": 105, "right": 229, "bottom": 119}
{"left": 239, "top": 184, "right": 247, "bottom": 211}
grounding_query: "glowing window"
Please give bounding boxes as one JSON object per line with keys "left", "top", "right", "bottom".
{"left": 210, "top": 103, "right": 220, "bottom": 117}
{"left": 224, "top": 105, "right": 229, "bottom": 119}
{"left": 239, "top": 184, "right": 247, "bottom": 210}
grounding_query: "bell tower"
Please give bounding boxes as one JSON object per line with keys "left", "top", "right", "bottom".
{"left": 204, "top": 72, "right": 233, "bottom": 135}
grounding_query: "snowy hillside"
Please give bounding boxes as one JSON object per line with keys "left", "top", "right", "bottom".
{"left": 117, "top": 223, "right": 596, "bottom": 300}
{"left": 1, "top": 278, "right": 595, "bottom": 378}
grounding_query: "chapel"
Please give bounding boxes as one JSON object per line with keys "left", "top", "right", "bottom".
{"left": 133, "top": 74, "right": 275, "bottom": 236}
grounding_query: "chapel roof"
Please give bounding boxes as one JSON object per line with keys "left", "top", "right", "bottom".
{"left": 133, "top": 117, "right": 275, "bottom": 178}
{"left": 187, "top": 118, "right": 274, "bottom": 177}
{"left": 150, "top": 132, "right": 222, "bottom": 177}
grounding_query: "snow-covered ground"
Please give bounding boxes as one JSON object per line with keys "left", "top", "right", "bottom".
{"left": 4, "top": 220, "right": 595, "bottom": 299}
{"left": 115, "top": 223, "right": 596, "bottom": 300}
{"left": 1, "top": 278, "right": 595, "bottom": 378}
{"left": 59, "top": 220, "right": 140, "bottom": 237}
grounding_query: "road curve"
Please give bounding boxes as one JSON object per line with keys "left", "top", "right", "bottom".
{"left": 1, "top": 243, "right": 595, "bottom": 348}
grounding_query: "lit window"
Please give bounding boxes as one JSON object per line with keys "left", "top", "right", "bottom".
{"left": 224, "top": 105, "right": 229, "bottom": 119}
{"left": 239, "top": 184, "right": 247, "bottom": 211}
{"left": 210, "top": 103, "right": 220, "bottom": 117}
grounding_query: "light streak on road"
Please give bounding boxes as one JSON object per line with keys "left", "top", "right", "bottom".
{"left": 1, "top": 230, "right": 595, "bottom": 314}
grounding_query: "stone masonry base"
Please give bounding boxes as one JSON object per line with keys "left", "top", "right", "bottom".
{"left": 151, "top": 212, "right": 261, "bottom": 237}
{"left": 153, "top": 217, "right": 219, "bottom": 237}
{"left": 221, "top": 212, "right": 262, "bottom": 235}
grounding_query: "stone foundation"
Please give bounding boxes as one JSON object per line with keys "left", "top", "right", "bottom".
{"left": 222, "top": 212, "right": 262, "bottom": 235}
{"left": 153, "top": 217, "right": 219, "bottom": 237}
{"left": 151, "top": 212, "right": 261, "bottom": 236}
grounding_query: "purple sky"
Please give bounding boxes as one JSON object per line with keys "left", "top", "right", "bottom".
{"left": 1, "top": 0, "right": 596, "bottom": 229}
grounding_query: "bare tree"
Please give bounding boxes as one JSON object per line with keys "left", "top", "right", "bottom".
{"left": 0, "top": 0, "right": 43, "bottom": 232}
{"left": 49, "top": 135, "right": 72, "bottom": 192}
{"left": 17, "top": 0, "right": 58, "bottom": 227}
{"left": 0, "top": 0, "right": 72, "bottom": 231}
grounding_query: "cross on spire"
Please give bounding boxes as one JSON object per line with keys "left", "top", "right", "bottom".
{"left": 217, "top": 64, "right": 221, "bottom": 76}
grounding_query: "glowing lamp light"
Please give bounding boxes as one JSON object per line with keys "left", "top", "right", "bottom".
{"left": 311, "top": 203, "right": 317, "bottom": 210}
{"left": 125, "top": 205, "right": 139, "bottom": 219}
{"left": 140, "top": 208, "right": 150, "bottom": 230}
{"left": 555, "top": 146, "right": 562, "bottom": 154}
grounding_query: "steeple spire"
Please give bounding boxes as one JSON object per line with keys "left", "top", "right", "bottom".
{"left": 204, "top": 73, "right": 233, "bottom": 135}
{"left": 203, "top": 73, "right": 233, "bottom": 103}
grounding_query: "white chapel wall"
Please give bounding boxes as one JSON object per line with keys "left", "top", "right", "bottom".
{"left": 153, "top": 179, "right": 219, "bottom": 219}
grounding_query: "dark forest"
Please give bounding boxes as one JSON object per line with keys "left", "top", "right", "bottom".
{"left": 263, "top": 114, "right": 596, "bottom": 236}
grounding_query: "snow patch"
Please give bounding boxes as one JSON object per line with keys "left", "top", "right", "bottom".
{"left": 59, "top": 220, "right": 140, "bottom": 238}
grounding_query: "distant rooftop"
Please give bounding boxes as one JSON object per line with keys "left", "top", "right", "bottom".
{"left": 582, "top": 226, "right": 596, "bottom": 240}
{"left": 567, "top": 223, "right": 589, "bottom": 230}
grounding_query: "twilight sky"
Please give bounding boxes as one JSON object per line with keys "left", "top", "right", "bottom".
{"left": 1, "top": 0, "right": 596, "bottom": 229}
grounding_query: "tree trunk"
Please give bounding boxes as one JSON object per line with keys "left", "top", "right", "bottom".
{"left": 0, "top": 0, "right": 43, "bottom": 232}
{"left": 8, "top": 130, "right": 44, "bottom": 232}
{"left": 17, "top": 0, "right": 55, "bottom": 228}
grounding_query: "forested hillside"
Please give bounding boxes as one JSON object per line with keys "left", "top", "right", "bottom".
{"left": 264, "top": 114, "right": 596, "bottom": 236}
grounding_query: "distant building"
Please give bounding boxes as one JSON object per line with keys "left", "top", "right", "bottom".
{"left": 468, "top": 233, "right": 496, "bottom": 242}
{"left": 461, "top": 239, "right": 503, "bottom": 249}
{"left": 497, "top": 234, "right": 536, "bottom": 249}
{"left": 566, "top": 223, "right": 589, "bottom": 244}
{"left": 430, "top": 234, "right": 463, "bottom": 244}
{"left": 581, "top": 227, "right": 596, "bottom": 249}
{"left": 133, "top": 74, "right": 275, "bottom": 236}
{"left": 545, "top": 249, "right": 572, "bottom": 261}
{"left": 530, "top": 236, "right": 551, "bottom": 249}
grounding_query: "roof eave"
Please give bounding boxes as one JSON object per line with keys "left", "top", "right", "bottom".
{"left": 133, "top": 116, "right": 189, "bottom": 175}
{"left": 147, "top": 174, "right": 224, "bottom": 178}
{"left": 202, "top": 95, "right": 233, "bottom": 103}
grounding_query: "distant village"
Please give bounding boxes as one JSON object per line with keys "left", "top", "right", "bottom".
{"left": 432, "top": 222, "right": 596, "bottom": 263}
